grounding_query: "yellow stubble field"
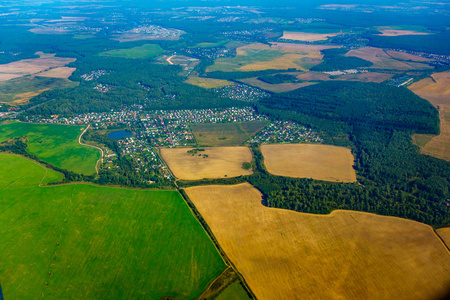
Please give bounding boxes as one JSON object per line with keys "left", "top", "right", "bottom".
{"left": 409, "top": 72, "right": 450, "bottom": 161}
{"left": 260, "top": 143, "right": 357, "bottom": 182}
{"left": 185, "top": 183, "right": 450, "bottom": 300}
{"left": 160, "top": 147, "right": 253, "bottom": 180}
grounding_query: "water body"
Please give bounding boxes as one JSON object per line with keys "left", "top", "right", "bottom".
{"left": 108, "top": 130, "right": 132, "bottom": 140}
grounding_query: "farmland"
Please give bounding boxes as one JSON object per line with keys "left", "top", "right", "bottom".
{"left": 206, "top": 43, "right": 338, "bottom": 72}
{"left": 0, "top": 122, "right": 99, "bottom": 175}
{"left": 375, "top": 26, "right": 433, "bottom": 37}
{"left": 297, "top": 71, "right": 393, "bottom": 83}
{"left": 436, "top": 228, "right": 450, "bottom": 248}
{"left": 238, "top": 77, "right": 314, "bottom": 93}
{"left": 345, "top": 47, "right": 432, "bottom": 70}
{"left": 280, "top": 31, "right": 340, "bottom": 42}
{"left": 409, "top": 72, "right": 450, "bottom": 161}
{"left": 160, "top": 147, "right": 253, "bottom": 180}
{"left": 185, "top": 183, "right": 450, "bottom": 300}
{"left": 0, "top": 155, "right": 226, "bottom": 299}
{"left": 38, "top": 67, "right": 76, "bottom": 78}
{"left": 185, "top": 77, "right": 234, "bottom": 89}
{"left": 260, "top": 144, "right": 357, "bottom": 182}
{"left": 99, "top": 44, "right": 164, "bottom": 59}
{"left": 190, "top": 121, "right": 269, "bottom": 147}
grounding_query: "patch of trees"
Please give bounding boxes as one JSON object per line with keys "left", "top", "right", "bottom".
{"left": 311, "top": 48, "right": 373, "bottom": 71}
{"left": 259, "top": 81, "right": 439, "bottom": 134}
{"left": 257, "top": 74, "right": 301, "bottom": 84}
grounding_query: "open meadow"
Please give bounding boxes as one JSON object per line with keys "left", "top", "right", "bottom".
{"left": 190, "top": 121, "right": 269, "bottom": 147}
{"left": 185, "top": 77, "right": 234, "bottom": 89}
{"left": 237, "top": 77, "right": 315, "bottom": 93}
{"left": 0, "top": 122, "right": 99, "bottom": 175}
{"left": 206, "top": 43, "right": 338, "bottom": 72}
{"left": 99, "top": 44, "right": 164, "bottom": 59}
{"left": 409, "top": 72, "right": 450, "bottom": 161}
{"left": 160, "top": 147, "right": 253, "bottom": 180}
{"left": 280, "top": 31, "right": 340, "bottom": 42}
{"left": 261, "top": 144, "right": 357, "bottom": 182}
{"left": 345, "top": 47, "right": 433, "bottom": 70}
{"left": 374, "top": 26, "right": 433, "bottom": 37}
{"left": 185, "top": 183, "right": 450, "bottom": 300}
{"left": 0, "top": 155, "right": 226, "bottom": 299}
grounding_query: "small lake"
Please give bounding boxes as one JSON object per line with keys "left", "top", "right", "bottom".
{"left": 108, "top": 130, "right": 132, "bottom": 140}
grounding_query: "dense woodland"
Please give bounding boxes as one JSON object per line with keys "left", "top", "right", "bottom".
{"left": 310, "top": 48, "right": 373, "bottom": 71}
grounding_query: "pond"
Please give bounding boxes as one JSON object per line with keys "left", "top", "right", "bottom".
{"left": 108, "top": 130, "right": 132, "bottom": 140}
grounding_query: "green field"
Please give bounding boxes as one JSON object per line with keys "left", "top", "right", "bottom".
{"left": 0, "top": 122, "right": 99, "bottom": 175}
{"left": 0, "top": 155, "right": 226, "bottom": 299}
{"left": 0, "top": 76, "right": 77, "bottom": 103}
{"left": 215, "top": 282, "right": 252, "bottom": 300}
{"left": 190, "top": 121, "right": 269, "bottom": 147}
{"left": 100, "top": 44, "right": 164, "bottom": 59}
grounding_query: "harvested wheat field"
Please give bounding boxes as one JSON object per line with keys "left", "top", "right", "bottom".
{"left": 297, "top": 71, "right": 393, "bottom": 83}
{"left": 160, "top": 147, "right": 252, "bottom": 180}
{"left": 280, "top": 31, "right": 339, "bottom": 42}
{"left": 409, "top": 72, "right": 450, "bottom": 161}
{"left": 185, "top": 183, "right": 450, "bottom": 300}
{"left": 385, "top": 50, "right": 433, "bottom": 62}
{"left": 185, "top": 77, "right": 234, "bottom": 89}
{"left": 261, "top": 143, "right": 356, "bottom": 182}
{"left": 238, "top": 77, "right": 315, "bottom": 93}
{"left": 37, "top": 67, "right": 76, "bottom": 78}
{"left": 375, "top": 29, "right": 432, "bottom": 36}
{"left": 0, "top": 52, "right": 75, "bottom": 82}
{"left": 345, "top": 47, "right": 432, "bottom": 70}
{"left": 436, "top": 227, "right": 450, "bottom": 249}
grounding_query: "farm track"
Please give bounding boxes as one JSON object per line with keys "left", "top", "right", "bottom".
{"left": 78, "top": 125, "right": 103, "bottom": 174}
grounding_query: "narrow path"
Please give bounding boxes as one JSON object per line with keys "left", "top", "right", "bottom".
{"left": 166, "top": 55, "right": 174, "bottom": 65}
{"left": 78, "top": 125, "right": 103, "bottom": 174}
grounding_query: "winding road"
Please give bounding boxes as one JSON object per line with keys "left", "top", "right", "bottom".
{"left": 78, "top": 125, "right": 103, "bottom": 174}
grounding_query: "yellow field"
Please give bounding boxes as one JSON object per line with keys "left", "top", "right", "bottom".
{"left": 260, "top": 144, "right": 357, "bottom": 182}
{"left": 436, "top": 227, "right": 450, "bottom": 249}
{"left": 185, "top": 77, "right": 234, "bottom": 89}
{"left": 409, "top": 72, "right": 450, "bottom": 161}
{"left": 238, "top": 77, "right": 315, "bottom": 93}
{"left": 185, "top": 183, "right": 450, "bottom": 300}
{"left": 297, "top": 71, "right": 393, "bottom": 83}
{"left": 38, "top": 67, "right": 76, "bottom": 78}
{"left": 345, "top": 47, "right": 432, "bottom": 70}
{"left": 375, "top": 29, "right": 432, "bottom": 36}
{"left": 385, "top": 50, "right": 433, "bottom": 62}
{"left": 280, "top": 31, "right": 340, "bottom": 42}
{"left": 207, "top": 43, "right": 339, "bottom": 72}
{"left": 0, "top": 52, "right": 75, "bottom": 82}
{"left": 160, "top": 147, "right": 253, "bottom": 180}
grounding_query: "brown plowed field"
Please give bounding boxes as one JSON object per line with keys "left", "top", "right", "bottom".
{"left": 409, "top": 72, "right": 450, "bottom": 161}
{"left": 260, "top": 143, "right": 357, "bottom": 182}
{"left": 160, "top": 147, "right": 253, "bottom": 180}
{"left": 185, "top": 183, "right": 450, "bottom": 300}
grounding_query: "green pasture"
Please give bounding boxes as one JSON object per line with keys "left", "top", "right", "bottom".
{"left": 190, "top": 121, "right": 269, "bottom": 147}
{"left": 215, "top": 282, "right": 252, "bottom": 300}
{"left": 206, "top": 49, "right": 284, "bottom": 72}
{"left": 0, "top": 122, "right": 99, "bottom": 175}
{"left": 100, "top": 44, "right": 164, "bottom": 59}
{"left": 0, "top": 155, "right": 226, "bottom": 299}
{"left": 0, "top": 76, "right": 77, "bottom": 103}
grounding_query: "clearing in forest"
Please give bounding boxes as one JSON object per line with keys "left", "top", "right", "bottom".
{"left": 297, "top": 71, "right": 393, "bottom": 83}
{"left": 99, "top": 44, "right": 164, "bottom": 59}
{"left": 261, "top": 143, "right": 357, "bottom": 182}
{"left": 0, "top": 122, "right": 99, "bottom": 175}
{"left": 0, "top": 155, "right": 225, "bottom": 300}
{"left": 238, "top": 77, "right": 315, "bottom": 93}
{"left": 207, "top": 43, "right": 338, "bottom": 72}
{"left": 345, "top": 47, "right": 432, "bottom": 70}
{"left": 160, "top": 147, "right": 253, "bottom": 180}
{"left": 409, "top": 72, "right": 450, "bottom": 161}
{"left": 374, "top": 26, "right": 433, "bottom": 37}
{"left": 185, "top": 77, "right": 234, "bottom": 89}
{"left": 190, "top": 121, "right": 269, "bottom": 147}
{"left": 280, "top": 31, "right": 340, "bottom": 42}
{"left": 185, "top": 183, "right": 450, "bottom": 300}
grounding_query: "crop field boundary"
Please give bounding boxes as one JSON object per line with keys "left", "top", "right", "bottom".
{"left": 179, "top": 188, "right": 257, "bottom": 300}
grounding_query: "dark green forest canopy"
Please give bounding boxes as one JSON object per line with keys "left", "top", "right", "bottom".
{"left": 259, "top": 81, "right": 439, "bottom": 134}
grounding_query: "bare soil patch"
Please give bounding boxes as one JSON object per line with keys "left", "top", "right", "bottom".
{"left": 185, "top": 183, "right": 450, "bottom": 300}
{"left": 345, "top": 47, "right": 432, "bottom": 70}
{"left": 261, "top": 143, "right": 356, "bottom": 182}
{"left": 375, "top": 30, "right": 433, "bottom": 36}
{"left": 281, "top": 31, "right": 340, "bottom": 42}
{"left": 160, "top": 147, "right": 253, "bottom": 180}
{"left": 409, "top": 72, "right": 450, "bottom": 161}
{"left": 38, "top": 67, "right": 76, "bottom": 79}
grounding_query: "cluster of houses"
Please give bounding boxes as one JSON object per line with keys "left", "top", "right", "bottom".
{"left": 250, "top": 120, "right": 323, "bottom": 144}
{"left": 81, "top": 70, "right": 110, "bottom": 81}
{"left": 213, "top": 84, "right": 271, "bottom": 102}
